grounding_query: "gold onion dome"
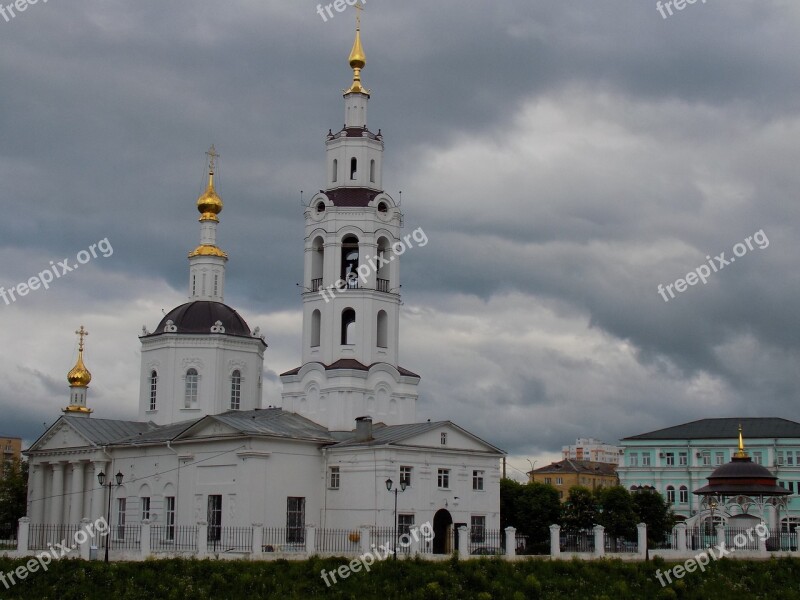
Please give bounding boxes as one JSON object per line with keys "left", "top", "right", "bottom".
{"left": 197, "top": 170, "right": 223, "bottom": 222}
{"left": 345, "top": 22, "right": 369, "bottom": 95}
{"left": 68, "top": 327, "right": 92, "bottom": 387}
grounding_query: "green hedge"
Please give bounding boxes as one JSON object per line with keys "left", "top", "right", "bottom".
{"left": 1, "top": 555, "right": 799, "bottom": 599}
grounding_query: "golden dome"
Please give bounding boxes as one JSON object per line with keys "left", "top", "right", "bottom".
{"left": 345, "top": 22, "right": 369, "bottom": 96}
{"left": 68, "top": 326, "right": 92, "bottom": 387}
{"left": 188, "top": 244, "right": 228, "bottom": 259}
{"left": 197, "top": 171, "right": 223, "bottom": 221}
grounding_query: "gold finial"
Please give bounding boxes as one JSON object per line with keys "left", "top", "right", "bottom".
{"left": 345, "top": 4, "right": 369, "bottom": 96}
{"left": 197, "top": 145, "right": 223, "bottom": 221}
{"left": 735, "top": 423, "right": 748, "bottom": 459}
{"left": 67, "top": 326, "right": 92, "bottom": 388}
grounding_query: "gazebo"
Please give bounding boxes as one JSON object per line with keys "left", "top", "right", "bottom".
{"left": 693, "top": 425, "right": 789, "bottom": 532}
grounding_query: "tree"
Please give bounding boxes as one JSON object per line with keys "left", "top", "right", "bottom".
{"left": 632, "top": 488, "right": 674, "bottom": 545}
{"left": 500, "top": 478, "right": 523, "bottom": 530}
{"left": 0, "top": 459, "right": 28, "bottom": 527}
{"left": 515, "top": 482, "right": 561, "bottom": 544}
{"left": 561, "top": 486, "right": 596, "bottom": 532}
{"left": 595, "top": 486, "right": 638, "bottom": 545}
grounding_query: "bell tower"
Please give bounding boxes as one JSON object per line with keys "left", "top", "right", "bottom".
{"left": 280, "top": 14, "right": 420, "bottom": 431}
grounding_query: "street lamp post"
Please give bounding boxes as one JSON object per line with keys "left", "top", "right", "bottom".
{"left": 97, "top": 470, "right": 124, "bottom": 563}
{"left": 385, "top": 478, "right": 407, "bottom": 560}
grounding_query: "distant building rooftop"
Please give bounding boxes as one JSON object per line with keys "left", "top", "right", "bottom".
{"left": 622, "top": 418, "right": 800, "bottom": 441}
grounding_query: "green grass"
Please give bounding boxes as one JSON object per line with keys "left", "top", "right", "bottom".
{"left": 0, "top": 555, "right": 799, "bottom": 599}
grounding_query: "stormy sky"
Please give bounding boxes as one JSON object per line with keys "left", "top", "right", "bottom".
{"left": 1, "top": 0, "right": 798, "bottom": 480}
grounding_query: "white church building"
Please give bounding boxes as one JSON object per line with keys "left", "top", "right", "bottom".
{"left": 24, "top": 22, "right": 503, "bottom": 553}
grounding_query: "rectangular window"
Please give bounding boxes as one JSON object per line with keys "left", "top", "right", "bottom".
{"left": 437, "top": 469, "right": 450, "bottom": 489}
{"left": 149, "top": 373, "right": 157, "bottom": 412}
{"left": 777, "top": 451, "right": 785, "bottom": 466}
{"left": 629, "top": 453, "right": 639, "bottom": 467}
{"left": 398, "top": 514, "right": 414, "bottom": 536}
{"left": 329, "top": 466, "right": 340, "bottom": 490}
{"left": 753, "top": 451, "right": 763, "bottom": 465}
{"left": 286, "top": 497, "right": 306, "bottom": 544}
{"left": 665, "top": 452, "right": 675, "bottom": 466}
{"left": 165, "top": 496, "right": 176, "bottom": 541}
{"left": 715, "top": 452, "right": 725, "bottom": 466}
{"left": 788, "top": 453, "right": 795, "bottom": 466}
{"left": 679, "top": 452, "right": 688, "bottom": 466}
{"left": 556, "top": 477, "right": 563, "bottom": 486}
{"left": 400, "top": 466, "right": 412, "bottom": 488}
{"left": 666, "top": 488, "right": 675, "bottom": 504}
{"left": 207, "top": 495, "right": 222, "bottom": 542}
{"left": 116, "top": 498, "right": 127, "bottom": 540}
{"left": 642, "top": 454, "right": 651, "bottom": 467}
{"left": 679, "top": 487, "right": 688, "bottom": 503}
{"left": 141, "top": 497, "right": 151, "bottom": 521}
{"left": 470, "top": 515, "right": 486, "bottom": 543}
{"left": 544, "top": 477, "right": 552, "bottom": 485}
{"left": 701, "top": 451, "right": 711, "bottom": 466}
{"left": 472, "top": 470, "right": 484, "bottom": 491}
{"left": 230, "top": 371, "right": 241, "bottom": 411}
{"left": 789, "top": 482, "right": 795, "bottom": 494}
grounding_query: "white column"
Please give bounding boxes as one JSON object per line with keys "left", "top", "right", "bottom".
{"left": 17, "top": 517, "right": 31, "bottom": 554}
{"left": 69, "top": 461, "right": 85, "bottom": 524}
{"left": 91, "top": 462, "right": 108, "bottom": 523}
{"left": 359, "top": 526, "right": 370, "bottom": 555}
{"left": 197, "top": 521, "right": 208, "bottom": 557}
{"left": 457, "top": 526, "right": 469, "bottom": 559}
{"left": 305, "top": 525, "right": 317, "bottom": 554}
{"left": 252, "top": 523, "right": 264, "bottom": 557}
{"left": 549, "top": 524, "right": 561, "bottom": 558}
{"left": 593, "top": 525, "right": 605, "bottom": 557}
{"left": 504, "top": 526, "right": 517, "bottom": 557}
{"left": 30, "top": 463, "right": 46, "bottom": 524}
{"left": 49, "top": 463, "right": 64, "bottom": 524}
{"left": 79, "top": 518, "right": 92, "bottom": 560}
{"left": 141, "top": 519, "right": 152, "bottom": 558}
{"left": 676, "top": 523, "right": 687, "bottom": 551}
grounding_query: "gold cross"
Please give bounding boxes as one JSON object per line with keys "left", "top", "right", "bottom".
{"left": 355, "top": 1, "right": 364, "bottom": 28}
{"left": 206, "top": 144, "right": 219, "bottom": 174}
{"left": 75, "top": 325, "right": 89, "bottom": 352}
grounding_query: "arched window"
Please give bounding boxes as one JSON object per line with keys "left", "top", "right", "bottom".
{"left": 341, "top": 308, "right": 356, "bottom": 345}
{"left": 341, "top": 235, "right": 359, "bottom": 287}
{"left": 377, "top": 310, "right": 388, "bottom": 348}
{"left": 184, "top": 368, "right": 198, "bottom": 408}
{"left": 311, "top": 236, "right": 325, "bottom": 291}
{"left": 350, "top": 157, "right": 357, "bottom": 180}
{"left": 370, "top": 159, "right": 375, "bottom": 183}
{"left": 679, "top": 486, "right": 688, "bottom": 503}
{"left": 311, "top": 310, "right": 321, "bottom": 347}
{"left": 230, "top": 370, "right": 241, "bottom": 410}
{"left": 666, "top": 486, "right": 675, "bottom": 504}
{"left": 149, "top": 370, "right": 158, "bottom": 411}
{"left": 332, "top": 159, "right": 338, "bottom": 183}
{"left": 376, "top": 237, "right": 390, "bottom": 292}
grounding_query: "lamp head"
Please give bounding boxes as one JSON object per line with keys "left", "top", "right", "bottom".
{"left": 385, "top": 478, "right": 393, "bottom": 492}
{"left": 97, "top": 471, "right": 106, "bottom": 486}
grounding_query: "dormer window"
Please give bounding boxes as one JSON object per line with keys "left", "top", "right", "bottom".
{"left": 441, "top": 432, "right": 447, "bottom": 445}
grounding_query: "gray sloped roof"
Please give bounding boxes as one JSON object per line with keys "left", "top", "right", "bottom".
{"left": 208, "top": 409, "right": 336, "bottom": 442}
{"left": 623, "top": 417, "right": 800, "bottom": 441}
{"left": 330, "top": 421, "right": 505, "bottom": 454}
{"left": 63, "top": 417, "right": 156, "bottom": 445}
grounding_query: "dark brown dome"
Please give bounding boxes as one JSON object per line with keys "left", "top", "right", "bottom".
{"left": 694, "top": 455, "right": 789, "bottom": 498}
{"left": 154, "top": 301, "right": 252, "bottom": 337}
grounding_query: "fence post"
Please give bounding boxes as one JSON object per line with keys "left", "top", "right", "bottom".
{"left": 457, "top": 526, "right": 469, "bottom": 559}
{"left": 715, "top": 524, "right": 725, "bottom": 550}
{"left": 197, "top": 522, "right": 208, "bottom": 557}
{"left": 796, "top": 528, "right": 800, "bottom": 554}
{"left": 758, "top": 522, "right": 767, "bottom": 554}
{"left": 306, "top": 525, "right": 316, "bottom": 554}
{"left": 251, "top": 523, "right": 263, "bottom": 558}
{"left": 78, "top": 518, "right": 92, "bottom": 560}
{"left": 504, "top": 527, "right": 517, "bottom": 558}
{"left": 549, "top": 524, "right": 561, "bottom": 558}
{"left": 17, "top": 517, "right": 30, "bottom": 554}
{"left": 359, "top": 526, "right": 370, "bottom": 555}
{"left": 675, "top": 523, "right": 687, "bottom": 551}
{"left": 140, "top": 519, "right": 151, "bottom": 559}
{"left": 594, "top": 525, "right": 605, "bottom": 558}
{"left": 637, "top": 523, "right": 647, "bottom": 558}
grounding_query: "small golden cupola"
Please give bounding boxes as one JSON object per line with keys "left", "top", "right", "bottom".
{"left": 196, "top": 144, "right": 224, "bottom": 222}
{"left": 64, "top": 326, "right": 93, "bottom": 417}
{"left": 345, "top": 6, "right": 369, "bottom": 96}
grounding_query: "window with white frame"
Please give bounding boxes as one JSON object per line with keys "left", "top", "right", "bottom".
{"left": 437, "top": 469, "right": 450, "bottom": 489}
{"left": 165, "top": 496, "right": 176, "bottom": 541}
{"left": 470, "top": 515, "right": 486, "bottom": 543}
{"left": 544, "top": 477, "right": 552, "bottom": 484}
{"left": 679, "top": 452, "right": 688, "bottom": 466}
{"left": 398, "top": 514, "right": 414, "bottom": 536}
{"left": 777, "top": 451, "right": 785, "bottom": 466}
{"left": 141, "top": 496, "right": 151, "bottom": 521}
{"left": 788, "top": 452, "right": 795, "bottom": 466}
{"left": 753, "top": 451, "right": 763, "bottom": 464}
{"left": 665, "top": 452, "right": 675, "bottom": 466}
{"left": 230, "top": 370, "right": 241, "bottom": 410}
{"left": 642, "top": 454, "right": 651, "bottom": 466}
{"left": 715, "top": 452, "right": 725, "bottom": 466}
{"left": 679, "top": 486, "right": 688, "bottom": 503}
{"left": 116, "top": 498, "right": 127, "bottom": 539}
{"left": 473, "top": 470, "right": 484, "bottom": 491}
{"left": 629, "top": 453, "right": 639, "bottom": 467}
{"left": 184, "top": 368, "right": 198, "bottom": 408}
{"left": 329, "top": 466, "right": 340, "bottom": 490}
{"left": 556, "top": 477, "right": 563, "bottom": 486}
{"left": 701, "top": 451, "right": 711, "bottom": 466}
{"left": 286, "top": 497, "right": 305, "bottom": 544}
{"left": 666, "top": 486, "right": 675, "bottom": 504}
{"left": 149, "top": 371, "right": 158, "bottom": 411}
{"left": 400, "top": 466, "right": 412, "bottom": 488}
